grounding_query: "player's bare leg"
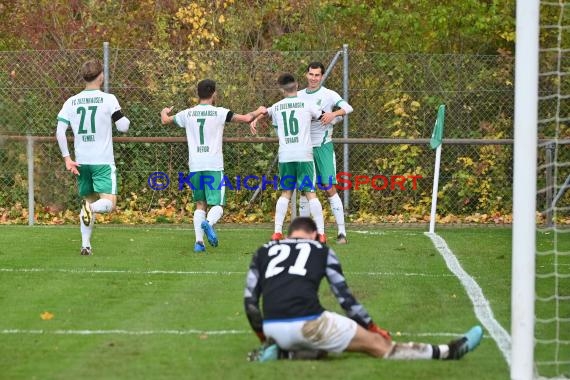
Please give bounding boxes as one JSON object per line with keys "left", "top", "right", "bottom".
{"left": 305, "top": 192, "right": 325, "bottom": 243}
{"left": 273, "top": 190, "right": 292, "bottom": 240}
{"left": 325, "top": 186, "right": 347, "bottom": 244}
{"left": 346, "top": 324, "right": 483, "bottom": 360}
{"left": 194, "top": 201, "right": 207, "bottom": 252}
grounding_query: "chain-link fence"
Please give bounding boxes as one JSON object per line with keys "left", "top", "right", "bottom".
{"left": 0, "top": 46, "right": 532, "bottom": 225}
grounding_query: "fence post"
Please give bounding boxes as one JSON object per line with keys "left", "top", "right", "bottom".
{"left": 545, "top": 142, "right": 555, "bottom": 227}
{"left": 342, "top": 44, "right": 350, "bottom": 212}
{"left": 26, "top": 135, "right": 34, "bottom": 226}
{"left": 103, "top": 41, "right": 110, "bottom": 93}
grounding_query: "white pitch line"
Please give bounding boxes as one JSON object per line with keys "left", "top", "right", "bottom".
{"left": 2, "top": 225, "right": 422, "bottom": 233}
{"left": 424, "top": 232, "right": 511, "bottom": 366}
{"left": 0, "top": 268, "right": 453, "bottom": 278}
{"left": 0, "top": 268, "right": 244, "bottom": 275}
{"left": 0, "top": 329, "right": 246, "bottom": 336}
{"left": 0, "top": 328, "right": 488, "bottom": 339}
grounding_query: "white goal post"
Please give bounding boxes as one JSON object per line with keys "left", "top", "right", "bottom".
{"left": 511, "top": 1, "right": 539, "bottom": 379}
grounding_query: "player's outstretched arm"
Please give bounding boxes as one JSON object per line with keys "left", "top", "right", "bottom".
{"left": 231, "top": 106, "right": 267, "bottom": 124}
{"left": 249, "top": 112, "right": 267, "bottom": 135}
{"left": 160, "top": 106, "right": 175, "bottom": 125}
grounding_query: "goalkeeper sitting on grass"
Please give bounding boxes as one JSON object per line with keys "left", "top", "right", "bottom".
{"left": 244, "top": 217, "right": 483, "bottom": 361}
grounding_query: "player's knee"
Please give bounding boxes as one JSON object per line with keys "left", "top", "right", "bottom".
{"left": 348, "top": 328, "right": 392, "bottom": 358}
{"left": 325, "top": 186, "right": 337, "bottom": 197}
{"left": 305, "top": 191, "right": 317, "bottom": 200}
{"left": 280, "top": 190, "right": 293, "bottom": 200}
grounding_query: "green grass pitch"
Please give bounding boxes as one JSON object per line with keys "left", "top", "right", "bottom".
{"left": 0, "top": 225, "right": 554, "bottom": 379}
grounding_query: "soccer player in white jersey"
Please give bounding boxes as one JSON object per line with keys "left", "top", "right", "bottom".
{"left": 160, "top": 79, "right": 266, "bottom": 252}
{"left": 298, "top": 62, "right": 353, "bottom": 244}
{"left": 252, "top": 73, "right": 326, "bottom": 243}
{"left": 56, "top": 60, "right": 130, "bottom": 256}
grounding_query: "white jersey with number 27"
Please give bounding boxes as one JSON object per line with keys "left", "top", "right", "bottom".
{"left": 57, "top": 89, "right": 122, "bottom": 165}
{"left": 57, "top": 90, "right": 121, "bottom": 165}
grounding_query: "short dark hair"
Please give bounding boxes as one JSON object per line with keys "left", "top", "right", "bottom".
{"left": 277, "top": 73, "right": 297, "bottom": 92}
{"left": 277, "top": 73, "right": 296, "bottom": 87}
{"left": 288, "top": 217, "right": 317, "bottom": 236}
{"left": 197, "top": 79, "right": 216, "bottom": 99}
{"left": 81, "top": 60, "right": 103, "bottom": 82}
{"left": 307, "top": 61, "right": 325, "bottom": 74}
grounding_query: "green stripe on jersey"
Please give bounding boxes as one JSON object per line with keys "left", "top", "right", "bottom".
{"left": 57, "top": 116, "right": 70, "bottom": 125}
{"left": 173, "top": 115, "right": 181, "bottom": 127}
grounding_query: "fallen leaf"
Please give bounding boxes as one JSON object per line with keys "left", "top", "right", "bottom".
{"left": 40, "top": 311, "right": 54, "bottom": 320}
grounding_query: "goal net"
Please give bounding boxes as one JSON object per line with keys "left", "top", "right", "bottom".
{"left": 535, "top": 0, "right": 570, "bottom": 378}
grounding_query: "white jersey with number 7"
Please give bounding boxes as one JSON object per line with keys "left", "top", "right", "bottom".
{"left": 268, "top": 96, "right": 322, "bottom": 163}
{"left": 174, "top": 104, "right": 232, "bottom": 172}
{"left": 57, "top": 89, "right": 122, "bottom": 165}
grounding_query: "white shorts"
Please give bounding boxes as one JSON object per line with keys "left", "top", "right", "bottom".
{"left": 262, "top": 311, "right": 357, "bottom": 353}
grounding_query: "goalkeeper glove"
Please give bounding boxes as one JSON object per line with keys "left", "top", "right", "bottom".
{"left": 255, "top": 331, "right": 266, "bottom": 343}
{"left": 368, "top": 322, "right": 392, "bottom": 342}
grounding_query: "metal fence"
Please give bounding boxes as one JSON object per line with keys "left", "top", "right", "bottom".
{"left": 0, "top": 45, "right": 536, "bottom": 225}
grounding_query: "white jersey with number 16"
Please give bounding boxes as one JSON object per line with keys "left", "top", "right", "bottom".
{"left": 268, "top": 96, "right": 321, "bottom": 163}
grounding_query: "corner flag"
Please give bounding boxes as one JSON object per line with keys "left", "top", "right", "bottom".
{"left": 429, "top": 104, "right": 445, "bottom": 233}
{"left": 430, "top": 105, "right": 446, "bottom": 149}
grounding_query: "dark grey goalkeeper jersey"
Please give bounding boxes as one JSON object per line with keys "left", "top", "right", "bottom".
{"left": 244, "top": 238, "right": 374, "bottom": 334}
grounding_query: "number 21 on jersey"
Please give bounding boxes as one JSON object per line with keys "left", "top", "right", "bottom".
{"left": 265, "top": 243, "right": 311, "bottom": 278}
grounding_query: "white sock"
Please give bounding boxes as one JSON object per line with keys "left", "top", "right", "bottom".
{"left": 207, "top": 205, "right": 224, "bottom": 225}
{"left": 91, "top": 198, "right": 113, "bottom": 213}
{"left": 383, "top": 342, "right": 435, "bottom": 360}
{"left": 328, "top": 194, "right": 346, "bottom": 235}
{"left": 80, "top": 208, "right": 95, "bottom": 248}
{"left": 309, "top": 198, "right": 325, "bottom": 234}
{"left": 299, "top": 195, "right": 310, "bottom": 217}
{"left": 194, "top": 210, "right": 206, "bottom": 243}
{"left": 274, "top": 196, "right": 290, "bottom": 233}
